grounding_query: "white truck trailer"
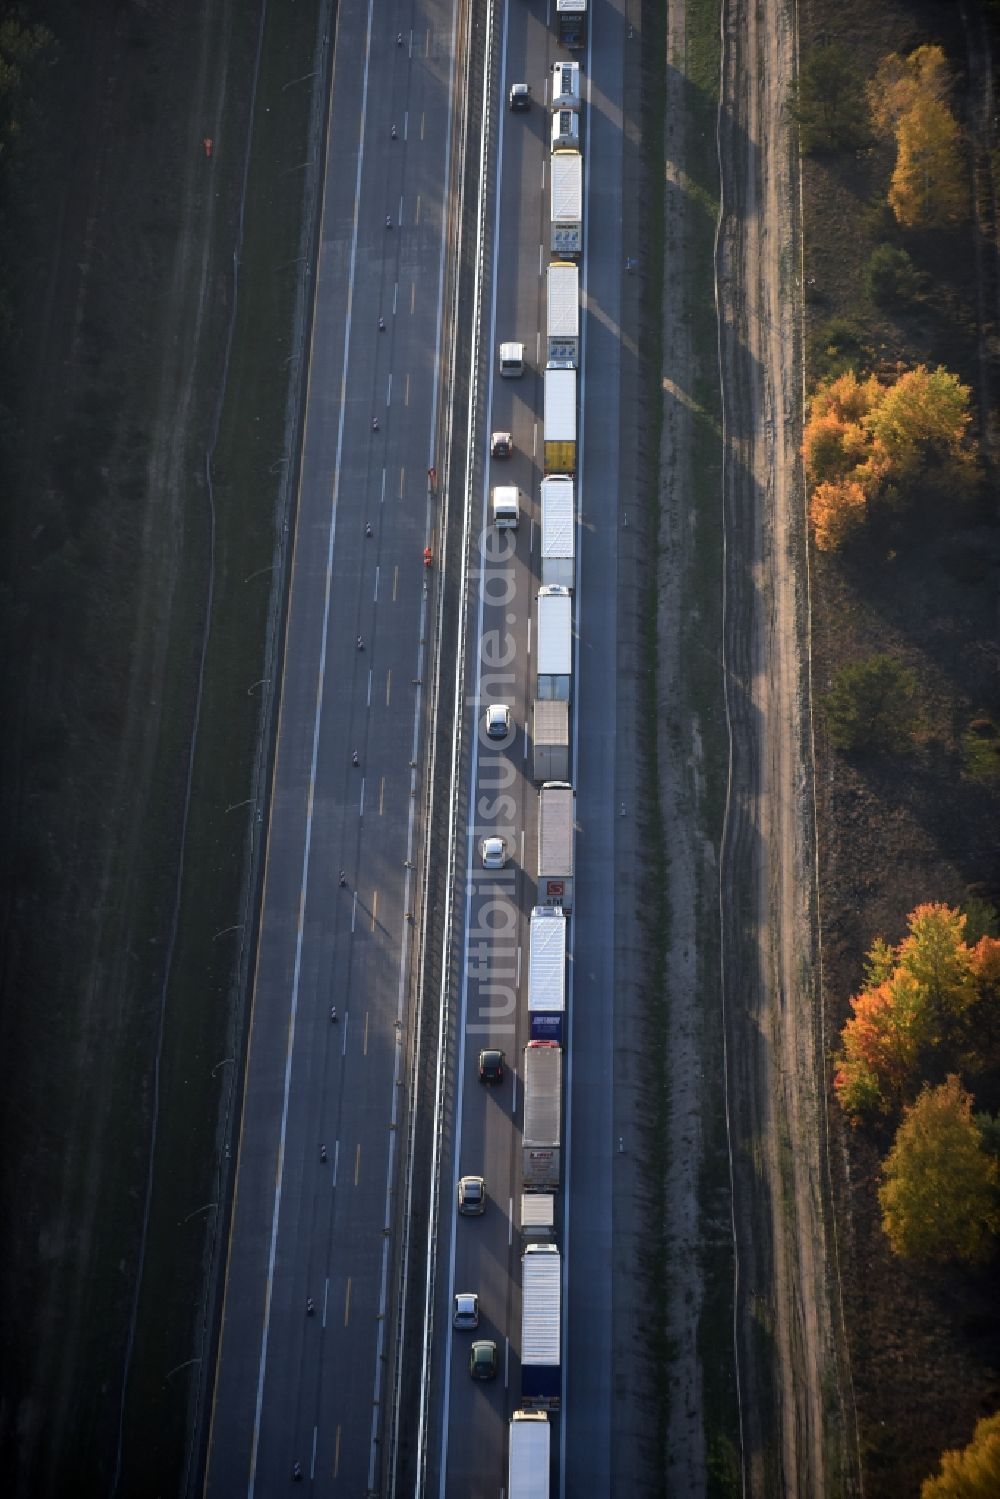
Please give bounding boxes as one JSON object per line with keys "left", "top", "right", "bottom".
{"left": 542, "top": 368, "right": 576, "bottom": 474}
{"left": 546, "top": 261, "right": 579, "bottom": 369}
{"left": 522, "top": 1041, "right": 562, "bottom": 1190}
{"left": 540, "top": 475, "right": 574, "bottom": 587}
{"left": 550, "top": 148, "right": 582, "bottom": 257}
{"left": 509, "top": 1410, "right": 551, "bottom": 1499}
{"left": 521, "top": 1243, "right": 562, "bottom": 1409}
{"left": 535, "top": 585, "right": 572, "bottom": 701}
{"left": 520, "top": 1192, "right": 556, "bottom": 1242}
{"left": 528, "top": 906, "right": 567, "bottom": 1042}
{"left": 537, "top": 781, "right": 574, "bottom": 910}
{"left": 532, "top": 699, "right": 570, "bottom": 783}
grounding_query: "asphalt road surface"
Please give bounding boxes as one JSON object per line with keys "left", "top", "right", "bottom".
{"left": 203, "top": 0, "right": 459, "bottom": 1492}
{"left": 427, "top": 2, "right": 621, "bottom": 1495}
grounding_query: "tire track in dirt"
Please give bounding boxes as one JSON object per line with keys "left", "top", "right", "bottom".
{"left": 715, "top": 0, "right": 859, "bottom": 1492}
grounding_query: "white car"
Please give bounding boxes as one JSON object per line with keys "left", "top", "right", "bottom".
{"left": 485, "top": 703, "right": 511, "bottom": 740}
{"left": 480, "top": 836, "right": 509, "bottom": 870}
{"left": 453, "top": 1292, "right": 480, "bottom": 1330}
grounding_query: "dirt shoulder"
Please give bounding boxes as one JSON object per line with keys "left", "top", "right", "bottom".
{"left": 713, "top": 0, "right": 859, "bottom": 1489}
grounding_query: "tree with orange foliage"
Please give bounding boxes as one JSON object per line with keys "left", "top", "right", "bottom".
{"left": 804, "top": 364, "right": 976, "bottom": 550}
{"left": 835, "top": 904, "right": 999, "bottom": 1120}
{"left": 809, "top": 478, "right": 869, "bottom": 552}
{"left": 835, "top": 970, "right": 930, "bottom": 1117}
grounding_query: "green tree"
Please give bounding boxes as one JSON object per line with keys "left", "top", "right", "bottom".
{"left": 921, "top": 1409, "right": 1000, "bottom": 1497}
{"left": 866, "top": 365, "right": 975, "bottom": 487}
{"left": 878, "top": 1076, "right": 1000, "bottom": 1263}
{"left": 864, "top": 243, "right": 924, "bottom": 308}
{"left": 824, "top": 654, "right": 918, "bottom": 752}
{"left": 792, "top": 42, "right": 869, "bottom": 152}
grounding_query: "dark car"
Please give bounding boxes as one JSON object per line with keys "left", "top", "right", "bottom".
{"left": 469, "top": 1339, "right": 498, "bottom": 1380}
{"left": 478, "top": 1049, "right": 505, "bottom": 1085}
{"left": 509, "top": 83, "right": 530, "bottom": 112}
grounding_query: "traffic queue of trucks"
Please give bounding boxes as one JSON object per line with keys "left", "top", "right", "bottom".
{"left": 503, "top": 26, "right": 587, "bottom": 1497}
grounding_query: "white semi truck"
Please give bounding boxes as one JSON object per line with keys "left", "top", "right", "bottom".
{"left": 509, "top": 1410, "right": 551, "bottom": 1499}
{"left": 550, "top": 148, "right": 582, "bottom": 257}
{"left": 528, "top": 906, "right": 567, "bottom": 1042}
{"left": 535, "top": 586, "right": 572, "bottom": 701}
{"left": 521, "top": 1243, "right": 562, "bottom": 1409}
{"left": 542, "top": 368, "right": 576, "bottom": 474}
{"left": 537, "top": 780, "right": 574, "bottom": 910}
{"left": 540, "top": 475, "right": 574, "bottom": 587}
{"left": 546, "top": 261, "right": 579, "bottom": 369}
{"left": 522, "top": 1040, "right": 562, "bottom": 1190}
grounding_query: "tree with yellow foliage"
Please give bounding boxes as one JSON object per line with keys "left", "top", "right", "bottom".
{"left": 921, "top": 1410, "right": 1000, "bottom": 1498}
{"left": 868, "top": 365, "right": 974, "bottom": 480}
{"left": 890, "top": 99, "right": 968, "bottom": 229}
{"left": 878, "top": 1076, "right": 999, "bottom": 1263}
{"left": 809, "top": 478, "right": 869, "bottom": 552}
{"left": 868, "top": 45, "right": 954, "bottom": 135}
{"left": 867, "top": 45, "right": 968, "bottom": 229}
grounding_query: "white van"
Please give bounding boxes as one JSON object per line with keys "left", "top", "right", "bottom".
{"left": 499, "top": 341, "right": 524, "bottom": 378}
{"left": 551, "top": 61, "right": 581, "bottom": 111}
{"left": 491, "top": 485, "right": 521, "bottom": 530}
{"left": 551, "top": 108, "right": 579, "bottom": 151}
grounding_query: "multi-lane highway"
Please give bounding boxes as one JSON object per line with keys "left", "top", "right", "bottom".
{"left": 204, "top": 0, "right": 460, "bottom": 1492}
{"left": 204, "top": 0, "right": 624, "bottom": 1493}
{"left": 424, "top": 2, "right": 622, "bottom": 1495}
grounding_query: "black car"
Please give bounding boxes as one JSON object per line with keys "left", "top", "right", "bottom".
{"left": 478, "top": 1048, "right": 505, "bottom": 1085}
{"left": 508, "top": 83, "right": 530, "bottom": 112}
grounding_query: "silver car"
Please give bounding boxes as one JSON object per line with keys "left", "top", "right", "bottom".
{"left": 453, "top": 1292, "right": 480, "bottom": 1330}
{"left": 458, "top": 1175, "right": 486, "bottom": 1216}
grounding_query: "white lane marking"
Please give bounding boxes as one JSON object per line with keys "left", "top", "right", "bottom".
{"left": 398, "top": 192, "right": 404, "bottom": 224}
{"left": 536, "top": 329, "right": 541, "bottom": 364}
{"left": 374, "top": 565, "right": 380, "bottom": 602}
{"left": 504, "top": 1337, "right": 510, "bottom": 1390}
{"left": 332, "top": 1140, "right": 340, "bottom": 1187}
{"left": 387, "top": 373, "right": 392, "bottom": 408}
{"left": 404, "top": 109, "right": 409, "bottom": 140}
{"left": 381, "top": 466, "right": 386, "bottom": 504}
{"left": 527, "top": 617, "right": 532, "bottom": 658}
{"left": 520, "top": 829, "right": 524, "bottom": 868}
{"left": 341, "top": 1012, "right": 349, "bottom": 1057}
{"left": 539, "top": 242, "right": 543, "bottom": 277}
{"left": 532, "top": 420, "right": 537, "bottom": 459}
{"left": 433, "top": 1, "right": 509, "bottom": 1489}
{"left": 393, "top": 281, "right": 398, "bottom": 314}
{"left": 367, "top": 669, "right": 373, "bottom": 706}
{"left": 351, "top": 892, "right": 357, "bottom": 933}
{"left": 310, "top": 1427, "right": 318, "bottom": 1479}
{"left": 245, "top": 0, "right": 377, "bottom": 1484}
{"left": 516, "top": 946, "right": 522, "bottom": 988}
{"left": 322, "top": 1277, "right": 330, "bottom": 1328}
{"left": 359, "top": 777, "right": 365, "bottom": 817}
{"left": 562, "top": 24, "right": 595, "bottom": 1498}
{"left": 388, "top": 6, "right": 462, "bottom": 1491}
{"left": 512, "top": 1066, "right": 518, "bottom": 1119}
{"left": 508, "top": 1198, "right": 513, "bottom": 1248}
